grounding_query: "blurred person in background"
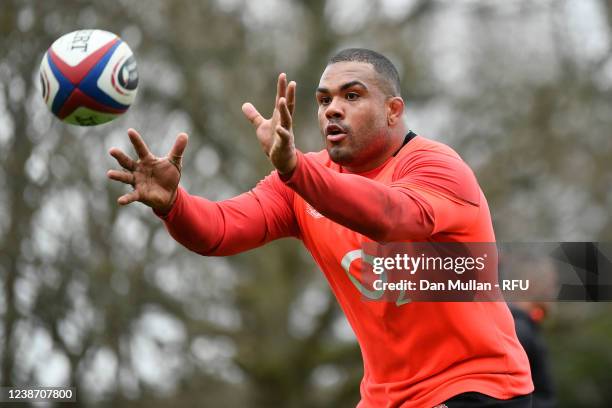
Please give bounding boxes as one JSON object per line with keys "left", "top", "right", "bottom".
{"left": 505, "top": 253, "right": 558, "bottom": 408}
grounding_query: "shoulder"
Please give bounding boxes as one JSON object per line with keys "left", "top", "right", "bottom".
{"left": 395, "top": 136, "right": 466, "bottom": 170}
{"left": 393, "top": 136, "right": 481, "bottom": 205}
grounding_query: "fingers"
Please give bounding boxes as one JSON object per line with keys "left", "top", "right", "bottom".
{"left": 117, "top": 190, "right": 140, "bottom": 206}
{"left": 242, "top": 103, "right": 265, "bottom": 128}
{"left": 243, "top": 74, "right": 295, "bottom": 130}
{"left": 168, "top": 132, "right": 189, "bottom": 167}
{"left": 127, "top": 128, "right": 152, "bottom": 160}
{"left": 286, "top": 81, "right": 296, "bottom": 115}
{"left": 278, "top": 97, "right": 292, "bottom": 130}
{"left": 107, "top": 169, "right": 135, "bottom": 185}
{"left": 276, "top": 125, "right": 293, "bottom": 145}
{"left": 275, "top": 73, "right": 287, "bottom": 106}
{"left": 275, "top": 74, "right": 297, "bottom": 113}
{"left": 109, "top": 148, "right": 136, "bottom": 171}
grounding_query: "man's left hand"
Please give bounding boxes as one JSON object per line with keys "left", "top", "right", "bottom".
{"left": 241, "top": 73, "right": 297, "bottom": 175}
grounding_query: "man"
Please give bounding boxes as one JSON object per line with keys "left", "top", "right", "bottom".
{"left": 108, "top": 49, "right": 533, "bottom": 407}
{"left": 510, "top": 303, "right": 556, "bottom": 408}
{"left": 506, "top": 254, "right": 558, "bottom": 408}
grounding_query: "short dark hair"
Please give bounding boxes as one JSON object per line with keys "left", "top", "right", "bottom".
{"left": 328, "top": 48, "right": 401, "bottom": 96}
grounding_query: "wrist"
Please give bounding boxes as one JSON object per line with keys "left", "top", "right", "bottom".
{"left": 278, "top": 151, "right": 300, "bottom": 181}
{"left": 277, "top": 152, "right": 297, "bottom": 176}
{"left": 154, "top": 188, "right": 178, "bottom": 216}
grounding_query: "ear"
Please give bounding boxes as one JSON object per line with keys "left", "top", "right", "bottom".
{"left": 386, "top": 97, "right": 405, "bottom": 126}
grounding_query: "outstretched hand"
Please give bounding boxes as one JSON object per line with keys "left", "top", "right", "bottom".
{"left": 242, "top": 73, "right": 297, "bottom": 175}
{"left": 107, "top": 128, "right": 188, "bottom": 214}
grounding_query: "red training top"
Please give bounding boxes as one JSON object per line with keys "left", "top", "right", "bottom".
{"left": 157, "top": 135, "right": 533, "bottom": 407}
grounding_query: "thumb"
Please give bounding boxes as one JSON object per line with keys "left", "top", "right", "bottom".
{"left": 242, "top": 103, "right": 265, "bottom": 128}
{"left": 168, "top": 132, "right": 189, "bottom": 160}
{"left": 168, "top": 132, "right": 188, "bottom": 172}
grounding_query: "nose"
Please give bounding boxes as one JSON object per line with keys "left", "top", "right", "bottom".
{"left": 325, "top": 98, "right": 344, "bottom": 120}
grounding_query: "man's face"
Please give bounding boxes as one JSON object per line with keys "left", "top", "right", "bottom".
{"left": 316, "top": 61, "right": 394, "bottom": 171}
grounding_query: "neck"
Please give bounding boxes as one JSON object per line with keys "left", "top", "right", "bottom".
{"left": 343, "top": 126, "right": 408, "bottom": 173}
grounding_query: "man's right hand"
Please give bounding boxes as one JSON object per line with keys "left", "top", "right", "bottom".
{"left": 107, "top": 128, "right": 188, "bottom": 214}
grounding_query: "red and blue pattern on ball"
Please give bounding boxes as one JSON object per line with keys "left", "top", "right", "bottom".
{"left": 46, "top": 37, "right": 130, "bottom": 120}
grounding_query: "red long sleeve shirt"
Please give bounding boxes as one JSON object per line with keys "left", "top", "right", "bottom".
{"left": 157, "top": 135, "right": 533, "bottom": 407}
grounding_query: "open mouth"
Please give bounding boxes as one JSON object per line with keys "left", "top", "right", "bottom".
{"left": 326, "top": 123, "right": 348, "bottom": 142}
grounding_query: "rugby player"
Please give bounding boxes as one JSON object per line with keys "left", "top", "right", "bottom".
{"left": 108, "top": 49, "right": 533, "bottom": 407}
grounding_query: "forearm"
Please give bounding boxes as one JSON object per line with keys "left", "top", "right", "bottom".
{"left": 281, "top": 151, "right": 435, "bottom": 242}
{"left": 161, "top": 173, "right": 299, "bottom": 256}
{"left": 156, "top": 186, "right": 291, "bottom": 256}
{"left": 156, "top": 187, "right": 243, "bottom": 256}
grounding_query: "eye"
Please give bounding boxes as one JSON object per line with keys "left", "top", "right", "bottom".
{"left": 346, "top": 92, "right": 360, "bottom": 101}
{"left": 319, "top": 96, "right": 331, "bottom": 105}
